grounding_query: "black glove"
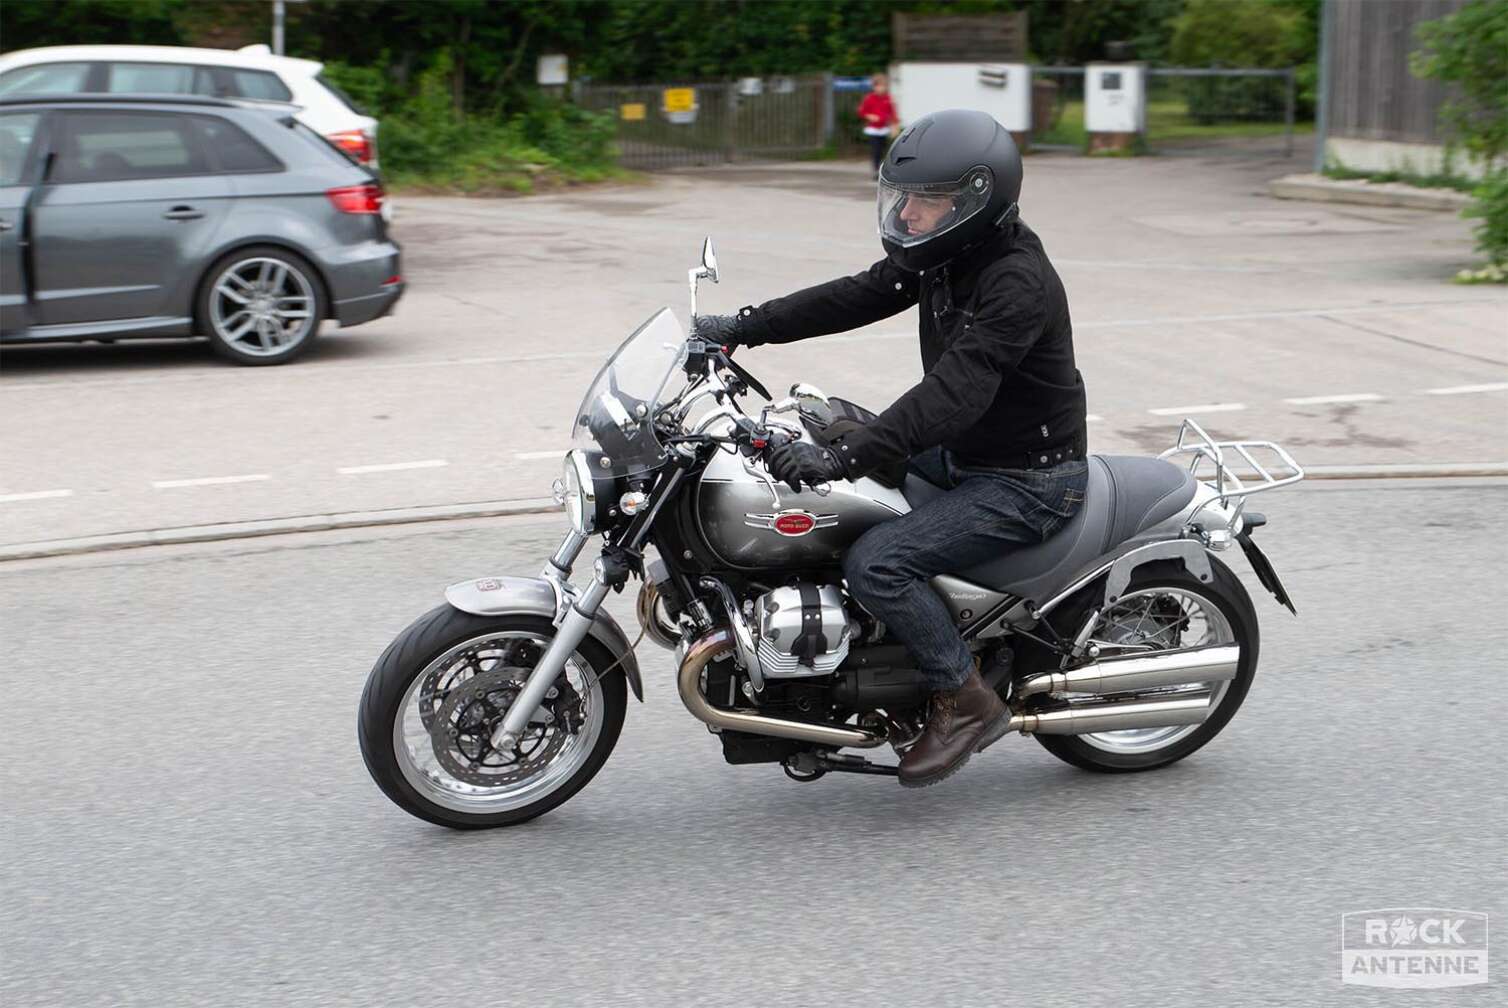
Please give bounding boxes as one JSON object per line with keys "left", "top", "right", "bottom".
{"left": 691, "top": 313, "right": 743, "bottom": 350}
{"left": 767, "top": 440, "right": 847, "bottom": 493}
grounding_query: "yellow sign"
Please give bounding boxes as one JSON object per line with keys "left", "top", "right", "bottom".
{"left": 620, "top": 102, "right": 646, "bottom": 121}
{"left": 662, "top": 88, "right": 696, "bottom": 114}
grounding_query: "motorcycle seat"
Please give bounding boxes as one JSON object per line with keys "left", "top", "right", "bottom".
{"left": 903, "top": 454, "right": 1197, "bottom": 600}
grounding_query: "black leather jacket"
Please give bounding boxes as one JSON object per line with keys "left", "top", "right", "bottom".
{"left": 738, "top": 221, "right": 1087, "bottom": 476}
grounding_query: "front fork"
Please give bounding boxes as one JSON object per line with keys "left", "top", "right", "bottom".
{"left": 490, "top": 529, "right": 598, "bottom": 751}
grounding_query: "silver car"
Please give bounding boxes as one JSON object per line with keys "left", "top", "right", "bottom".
{"left": 0, "top": 93, "right": 403, "bottom": 364}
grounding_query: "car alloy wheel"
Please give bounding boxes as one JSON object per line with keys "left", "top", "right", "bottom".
{"left": 209, "top": 256, "right": 317, "bottom": 358}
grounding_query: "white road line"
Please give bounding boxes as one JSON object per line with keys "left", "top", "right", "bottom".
{"left": 1085, "top": 414, "right": 1105, "bottom": 422}
{"left": 0, "top": 488, "right": 74, "bottom": 503}
{"left": 151, "top": 474, "right": 270, "bottom": 489}
{"left": 1422, "top": 382, "right": 1508, "bottom": 395}
{"left": 337, "top": 459, "right": 448, "bottom": 475}
{"left": 1147, "top": 403, "right": 1246, "bottom": 416}
{"left": 515, "top": 450, "right": 564, "bottom": 461}
{"left": 1283, "top": 393, "right": 1384, "bottom": 405}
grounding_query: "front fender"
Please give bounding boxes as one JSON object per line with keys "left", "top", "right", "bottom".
{"left": 444, "top": 575, "right": 643, "bottom": 702}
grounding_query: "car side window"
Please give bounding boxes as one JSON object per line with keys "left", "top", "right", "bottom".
{"left": 194, "top": 116, "right": 281, "bottom": 173}
{"left": 225, "top": 69, "right": 292, "bottom": 102}
{"left": 50, "top": 112, "right": 210, "bottom": 184}
{"left": 0, "top": 113, "right": 41, "bottom": 186}
{"left": 0, "top": 63, "right": 92, "bottom": 97}
{"left": 104, "top": 62, "right": 206, "bottom": 95}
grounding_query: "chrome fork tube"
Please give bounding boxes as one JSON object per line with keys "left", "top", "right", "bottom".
{"left": 542, "top": 528, "right": 588, "bottom": 579}
{"left": 491, "top": 566, "right": 611, "bottom": 750}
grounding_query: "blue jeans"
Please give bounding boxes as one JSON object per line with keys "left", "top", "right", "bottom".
{"left": 842, "top": 448, "right": 1089, "bottom": 689}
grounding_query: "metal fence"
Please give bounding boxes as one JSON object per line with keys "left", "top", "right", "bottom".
{"left": 582, "top": 66, "right": 1298, "bottom": 170}
{"left": 576, "top": 76, "right": 832, "bottom": 170}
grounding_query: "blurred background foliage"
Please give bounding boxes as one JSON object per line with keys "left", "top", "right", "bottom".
{"left": 0, "top": 0, "right": 1320, "bottom": 192}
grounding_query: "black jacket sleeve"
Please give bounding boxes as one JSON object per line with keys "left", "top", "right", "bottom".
{"left": 832, "top": 259, "right": 1047, "bottom": 476}
{"left": 739, "top": 258, "right": 919, "bottom": 346}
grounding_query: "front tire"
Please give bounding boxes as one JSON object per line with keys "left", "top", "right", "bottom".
{"left": 1032, "top": 558, "right": 1259, "bottom": 773}
{"left": 358, "top": 606, "right": 627, "bottom": 829}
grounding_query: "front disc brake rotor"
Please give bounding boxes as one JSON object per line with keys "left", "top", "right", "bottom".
{"left": 430, "top": 669, "right": 568, "bottom": 787}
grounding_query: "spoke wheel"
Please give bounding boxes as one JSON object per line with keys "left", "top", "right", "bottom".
{"left": 198, "top": 247, "right": 325, "bottom": 365}
{"left": 1031, "top": 558, "right": 1259, "bottom": 774}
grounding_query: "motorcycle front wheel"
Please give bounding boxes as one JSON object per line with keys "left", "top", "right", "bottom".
{"left": 1032, "top": 558, "right": 1259, "bottom": 773}
{"left": 358, "top": 606, "right": 626, "bottom": 829}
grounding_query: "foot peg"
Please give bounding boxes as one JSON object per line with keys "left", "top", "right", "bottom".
{"left": 782, "top": 751, "right": 900, "bottom": 781}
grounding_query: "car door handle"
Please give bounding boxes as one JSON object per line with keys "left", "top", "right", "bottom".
{"left": 162, "top": 206, "right": 204, "bottom": 221}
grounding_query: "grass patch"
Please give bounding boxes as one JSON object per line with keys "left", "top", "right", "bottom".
{"left": 1033, "top": 100, "right": 1311, "bottom": 150}
{"left": 1321, "top": 163, "right": 1477, "bottom": 193}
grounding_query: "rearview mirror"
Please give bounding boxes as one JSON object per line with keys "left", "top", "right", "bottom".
{"left": 700, "top": 237, "right": 719, "bottom": 282}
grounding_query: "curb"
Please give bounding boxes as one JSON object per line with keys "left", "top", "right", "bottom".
{"left": 2, "top": 464, "right": 1505, "bottom": 563}
{"left": 1268, "top": 173, "right": 1471, "bottom": 212}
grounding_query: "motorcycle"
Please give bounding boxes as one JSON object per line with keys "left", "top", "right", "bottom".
{"left": 358, "top": 239, "right": 1303, "bottom": 829}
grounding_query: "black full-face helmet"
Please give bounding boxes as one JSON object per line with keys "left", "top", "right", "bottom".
{"left": 877, "top": 109, "right": 1023, "bottom": 272}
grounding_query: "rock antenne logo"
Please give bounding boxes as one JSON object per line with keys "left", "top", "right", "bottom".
{"left": 1340, "top": 908, "right": 1488, "bottom": 989}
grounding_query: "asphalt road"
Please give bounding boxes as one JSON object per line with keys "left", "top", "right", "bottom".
{"left": 3, "top": 150, "right": 1505, "bottom": 548}
{"left": 3, "top": 477, "right": 1504, "bottom": 1007}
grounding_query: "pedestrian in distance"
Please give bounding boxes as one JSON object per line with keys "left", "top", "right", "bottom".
{"left": 858, "top": 72, "right": 899, "bottom": 179}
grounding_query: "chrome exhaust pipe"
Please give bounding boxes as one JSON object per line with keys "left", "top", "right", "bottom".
{"left": 1008, "top": 692, "right": 1213, "bottom": 735}
{"left": 677, "top": 629, "right": 886, "bottom": 749}
{"left": 1016, "top": 645, "right": 1239, "bottom": 698}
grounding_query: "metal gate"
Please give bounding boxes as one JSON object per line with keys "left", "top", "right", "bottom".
{"left": 577, "top": 76, "right": 833, "bottom": 170}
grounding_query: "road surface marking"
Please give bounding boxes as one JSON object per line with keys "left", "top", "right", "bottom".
{"left": 1147, "top": 403, "right": 1246, "bottom": 416}
{"left": 1283, "top": 393, "right": 1384, "bottom": 405}
{"left": 0, "top": 489, "right": 73, "bottom": 503}
{"left": 337, "top": 459, "right": 448, "bottom": 475}
{"left": 515, "top": 451, "right": 564, "bottom": 461}
{"left": 1086, "top": 414, "right": 1105, "bottom": 422}
{"left": 151, "top": 474, "right": 270, "bottom": 489}
{"left": 1422, "top": 382, "right": 1508, "bottom": 395}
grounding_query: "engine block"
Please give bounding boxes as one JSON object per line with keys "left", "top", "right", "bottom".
{"left": 753, "top": 583, "right": 851, "bottom": 678}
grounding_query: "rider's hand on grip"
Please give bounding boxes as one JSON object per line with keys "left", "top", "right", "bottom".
{"left": 767, "top": 440, "right": 846, "bottom": 494}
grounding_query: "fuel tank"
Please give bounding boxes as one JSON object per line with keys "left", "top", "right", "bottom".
{"left": 695, "top": 425, "right": 910, "bottom": 570}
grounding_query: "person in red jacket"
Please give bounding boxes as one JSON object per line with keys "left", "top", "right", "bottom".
{"left": 858, "top": 73, "right": 899, "bottom": 178}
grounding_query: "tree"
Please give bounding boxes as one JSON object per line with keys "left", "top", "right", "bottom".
{"left": 1411, "top": 0, "right": 1508, "bottom": 169}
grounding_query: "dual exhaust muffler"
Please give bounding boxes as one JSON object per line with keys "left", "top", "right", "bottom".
{"left": 676, "top": 631, "right": 1238, "bottom": 747}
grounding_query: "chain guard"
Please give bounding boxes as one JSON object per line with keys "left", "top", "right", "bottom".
{"left": 429, "top": 669, "right": 569, "bottom": 787}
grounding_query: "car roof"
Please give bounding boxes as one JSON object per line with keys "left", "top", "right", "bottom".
{"left": 0, "top": 92, "right": 237, "bottom": 110}
{"left": 0, "top": 44, "right": 322, "bottom": 77}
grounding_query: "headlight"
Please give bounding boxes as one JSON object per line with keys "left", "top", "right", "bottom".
{"left": 561, "top": 450, "right": 596, "bottom": 533}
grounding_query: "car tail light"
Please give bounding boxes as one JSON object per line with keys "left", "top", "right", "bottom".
{"left": 326, "top": 129, "right": 373, "bottom": 164}
{"left": 326, "top": 183, "right": 385, "bottom": 214}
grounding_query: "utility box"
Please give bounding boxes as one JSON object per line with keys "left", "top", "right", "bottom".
{"left": 889, "top": 62, "right": 1033, "bottom": 150}
{"left": 1085, "top": 63, "right": 1146, "bottom": 153}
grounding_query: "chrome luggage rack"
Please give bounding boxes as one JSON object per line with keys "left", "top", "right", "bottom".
{"left": 1160, "top": 419, "right": 1305, "bottom": 524}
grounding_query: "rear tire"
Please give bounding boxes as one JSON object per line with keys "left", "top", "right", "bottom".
{"left": 197, "top": 245, "right": 326, "bottom": 365}
{"left": 1032, "top": 558, "right": 1259, "bottom": 773}
{"left": 358, "top": 606, "right": 627, "bottom": 829}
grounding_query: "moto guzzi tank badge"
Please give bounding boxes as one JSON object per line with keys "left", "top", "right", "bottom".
{"left": 743, "top": 510, "right": 839, "bottom": 537}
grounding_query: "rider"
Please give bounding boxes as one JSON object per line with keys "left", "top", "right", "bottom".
{"left": 695, "top": 109, "right": 1089, "bottom": 788}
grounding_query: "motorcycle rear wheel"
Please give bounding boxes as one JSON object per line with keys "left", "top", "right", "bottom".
{"left": 358, "top": 606, "right": 626, "bottom": 829}
{"left": 1032, "top": 558, "right": 1258, "bottom": 773}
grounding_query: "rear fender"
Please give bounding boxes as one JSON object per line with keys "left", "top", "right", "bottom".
{"left": 443, "top": 575, "right": 643, "bottom": 702}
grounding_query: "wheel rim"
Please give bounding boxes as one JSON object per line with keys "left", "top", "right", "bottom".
{"left": 1072, "top": 586, "right": 1235, "bottom": 755}
{"left": 393, "top": 630, "right": 606, "bottom": 814}
{"left": 209, "top": 257, "right": 316, "bottom": 357}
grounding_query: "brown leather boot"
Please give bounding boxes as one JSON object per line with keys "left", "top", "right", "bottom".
{"left": 898, "top": 669, "right": 1009, "bottom": 788}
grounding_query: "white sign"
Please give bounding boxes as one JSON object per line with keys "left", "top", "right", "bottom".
{"left": 536, "top": 54, "right": 569, "bottom": 86}
{"left": 1340, "top": 908, "right": 1489, "bottom": 989}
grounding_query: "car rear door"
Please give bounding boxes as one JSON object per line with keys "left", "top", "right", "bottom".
{"left": 29, "top": 108, "right": 233, "bottom": 326}
{"left": 0, "top": 110, "right": 43, "bottom": 334}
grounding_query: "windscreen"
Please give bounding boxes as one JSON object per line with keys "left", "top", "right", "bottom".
{"left": 570, "top": 308, "right": 687, "bottom": 475}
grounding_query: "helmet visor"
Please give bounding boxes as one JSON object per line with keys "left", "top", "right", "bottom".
{"left": 877, "top": 169, "right": 993, "bottom": 248}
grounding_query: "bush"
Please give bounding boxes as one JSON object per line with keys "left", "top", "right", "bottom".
{"left": 323, "top": 53, "right": 620, "bottom": 194}
{"left": 1411, "top": 0, "right": 1508, "bottom": 169}
{"left": 1168, "top": 0, "right": 1312, "bottom": 123}
{"left": 1461, "top": 170, "right": 1508, "bottom": 274}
